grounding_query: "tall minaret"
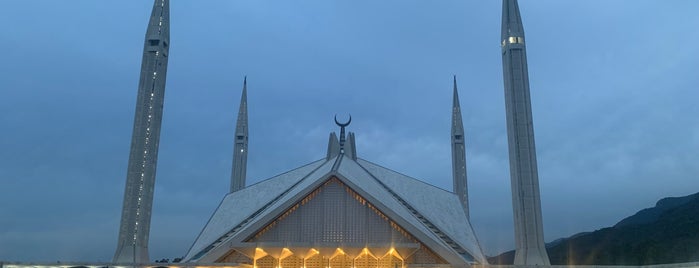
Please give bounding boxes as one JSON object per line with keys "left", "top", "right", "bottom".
{"left": 230, "top": 77, "right": 248, "bottom": 193}
{"left": 114, "top": 0, "right": 170, "bottom": 263}
{"left": 501, "top": 0, "right": 550, "bottom": 265}
{"left": 451, "top": 76, "right": 469, "bottom": 219}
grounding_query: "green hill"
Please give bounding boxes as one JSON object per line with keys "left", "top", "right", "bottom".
{"left": 489, "top": 192, "right": 699, "bottom": 265}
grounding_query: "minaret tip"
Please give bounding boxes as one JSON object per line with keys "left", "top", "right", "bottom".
{"left": 230, "top": 77, "right": 249, "bottom": 193}
{"left": 241, "top": 77, "right": 248, "bottom": 101}
{"left": 450, "top": 76, "right": 469, "bottom": 219}
{"left": 453, "top": 76, "right": 460, "bottom": 109}
{"left": 501, "top": 0, "right": 525, "bottom": 43}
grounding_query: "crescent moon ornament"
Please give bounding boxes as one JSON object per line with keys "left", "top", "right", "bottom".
{"left": 335, "top": 114, "right": 351, "bottom": 127}
{"left": 334, "top": 114, "right": 351, "bottom": 152}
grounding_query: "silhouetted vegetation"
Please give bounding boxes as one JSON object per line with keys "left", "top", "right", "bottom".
{"left": 489, "top": 192, "right": 699, "bottom": 265}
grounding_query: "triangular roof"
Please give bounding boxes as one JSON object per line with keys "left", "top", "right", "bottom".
{"left": 245, "top": 177, "right": 422, "bottom": 248}
{"left": 183, "top": 155, "right": 486, "bottom": 265}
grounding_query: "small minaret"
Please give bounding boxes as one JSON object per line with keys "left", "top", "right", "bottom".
{"left": 501, "top": 0, "right": 550, "bottom": 265}
{"left": 451, "top": 76, "right": 469, "bottom": 219}
{"left": 114, "top": 0, "right": 170, "bottom": 263}
{"left": 230, "top": 77, "right": 249, "bottom": 193}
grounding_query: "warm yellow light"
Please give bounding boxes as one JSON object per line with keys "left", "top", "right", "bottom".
{"left": 255, "top": 247, "right": 270, "bottom": 260}
{"left": 280, "top": 247, "right": 294, "bottom": 259}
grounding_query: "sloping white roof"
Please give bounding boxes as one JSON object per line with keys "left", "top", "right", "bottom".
{"left": 183, "top": 154, "right": 486, "bottom": 264}
{"left": 221, "top": 155, "right": 337, "bottom": 241}
{"left": 334, "top": 157, "right": 459, "bottom": 257}
{"left": 356, "top": 158, "right": 486, "bottom": 263}
{"left": 183, "top": 159, "right": 328, "bottom": 260}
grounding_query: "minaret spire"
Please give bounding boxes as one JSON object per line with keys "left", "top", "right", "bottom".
{"left": 230, "top": 77, "right": 249, "bottom": 193}
{"left": 501, "top": 0, "right": 550, "bottom": 265}
{"left": 114, "top": 0, "right": 170, "bottom": 263}
{"left": 501, "top": 0, "right": 525, "bottom": 45}
{"left": 451, "top": 76, "right": 469, "bottom": 219}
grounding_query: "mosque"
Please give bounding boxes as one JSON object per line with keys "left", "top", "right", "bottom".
{"left": 2, "top": 2, "right": 698, "bottom": 268}
{"left": 115, "top": 0, "right": 548, "bottom": 267}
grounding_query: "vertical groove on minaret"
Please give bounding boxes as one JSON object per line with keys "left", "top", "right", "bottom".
{"left": 230, "top": 77, "right": 248, "bottom": 193}
{"left": 114, "top": 0, "right": 170, "bottom": 263}
{"left": 501, "top": 0, "right": 550, "bottom": 265}
{"left": 451, "top": 76, "right": 470, "bottom": 219}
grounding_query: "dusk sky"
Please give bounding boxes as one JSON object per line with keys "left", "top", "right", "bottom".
{"left": 1, "top": 0, "right": 699, "bottom": 263}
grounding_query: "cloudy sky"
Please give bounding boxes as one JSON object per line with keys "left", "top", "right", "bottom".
{"left": 1, "top": 0, "right": 699, "bottom": 263}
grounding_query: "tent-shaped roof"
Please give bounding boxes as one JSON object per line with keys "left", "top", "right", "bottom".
{"left": 183, "top": 152, "right": 486, "bottom": 265}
